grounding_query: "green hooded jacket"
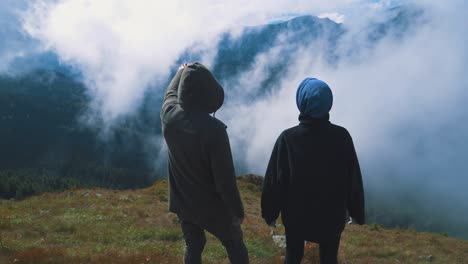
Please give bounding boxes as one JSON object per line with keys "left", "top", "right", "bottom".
{"left": 161, "top": 62, "right": 244, "bottom": 226}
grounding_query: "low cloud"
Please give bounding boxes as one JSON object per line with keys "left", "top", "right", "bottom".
{"left": 21, "top": 0, "right": 364, "bottom": 126}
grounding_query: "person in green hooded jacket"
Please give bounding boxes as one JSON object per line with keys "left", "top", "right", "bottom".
{"left": 161, "top": 62, "right": 248, "bottom": 264}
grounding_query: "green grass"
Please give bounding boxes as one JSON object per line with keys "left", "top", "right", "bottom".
{"left": 0, "top": 175, "right": 468, "bottom": 263}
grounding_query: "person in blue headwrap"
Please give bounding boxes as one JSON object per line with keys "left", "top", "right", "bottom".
{"left": 261, "top": 78, "right": 365, "bottom": 264}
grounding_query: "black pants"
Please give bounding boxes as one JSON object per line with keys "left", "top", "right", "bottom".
{"left": 179, "top": 218, "right": 249, "bottom": 264}
{"left": 285, "top": 232, "right": 341, "bottom": 264}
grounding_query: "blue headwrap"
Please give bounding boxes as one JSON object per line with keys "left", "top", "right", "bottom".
{"left": 296, "top": 78, "right": 333, "bottom": 118}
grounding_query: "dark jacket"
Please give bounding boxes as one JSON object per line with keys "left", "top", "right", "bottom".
{"left": 261, "top": 115, "right": 365, "bottom": 242}
{"left": 161, "top": 62, "right": 244, "bottom": 226}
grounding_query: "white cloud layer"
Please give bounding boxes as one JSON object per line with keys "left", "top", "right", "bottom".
{"left": 22, "top": 0, "right": 365, "bottom": 125}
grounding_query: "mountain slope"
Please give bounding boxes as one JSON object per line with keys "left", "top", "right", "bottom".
{"left": 1, "top": 175, "right": 467, "bottom": 264}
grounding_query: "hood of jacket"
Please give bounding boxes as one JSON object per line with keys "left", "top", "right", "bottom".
{"left": 178, "top": 62, "right": 224, "bottom": 114}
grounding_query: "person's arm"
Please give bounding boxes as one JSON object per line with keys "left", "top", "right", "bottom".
{"left": 347, "top": 134, "right": 365, "bottom": 225}
{"left": 209, "top": 126, "right": 245, "bottom": 222}
{"left": 261, "top": 134, "right": 288, "bottom": 226}
{"left": 160, "top": 64, "right": 186, "bottom": 118}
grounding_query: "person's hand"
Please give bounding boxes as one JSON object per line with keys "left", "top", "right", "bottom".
{"left": 268, "top": 220, "right": 277, "bottom": 236}
{"left": 178, "top": 63, "right": 188, "bottom": 70}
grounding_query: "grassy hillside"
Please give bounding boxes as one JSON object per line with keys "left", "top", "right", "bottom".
{"left": 1, "top": 175, "right": 467, "bottom": 264}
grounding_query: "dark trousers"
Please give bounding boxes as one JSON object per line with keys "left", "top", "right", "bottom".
{"left": 285, "top": 232, "right": 341, "bottom": 264}
{"left": 179, "top": 218, "right": 249, "bottom": 264}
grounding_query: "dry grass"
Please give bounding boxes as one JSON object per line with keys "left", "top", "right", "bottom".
{"left": 1, "top": 175, "right": 467, "bottom": 263}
